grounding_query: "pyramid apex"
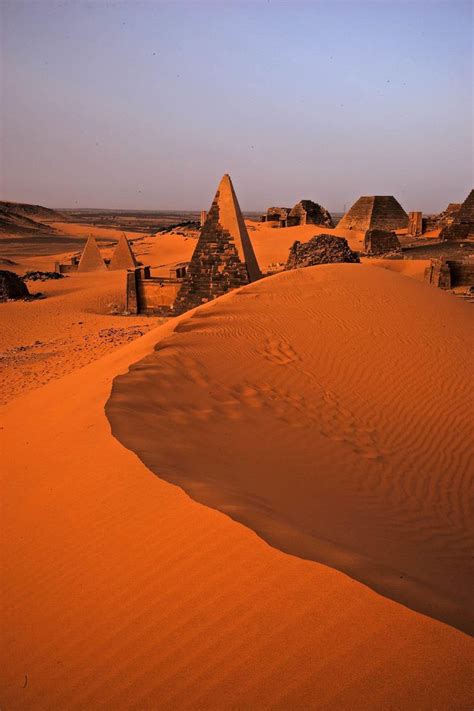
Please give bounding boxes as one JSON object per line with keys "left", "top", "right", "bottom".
{"left": 219, "top": 173, "right": 232, "bottom": 186}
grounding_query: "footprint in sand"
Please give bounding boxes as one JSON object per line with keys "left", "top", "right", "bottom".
{"left": 262, "top": 338, "right": 300, "bottom": 366}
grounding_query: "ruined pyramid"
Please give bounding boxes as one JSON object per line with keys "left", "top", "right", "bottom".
{"left": 77, "top": 235, "right": 107, "bottom": 272}
{"left": 174, "top": 174, "right": 261, "bottom": 313}
{"left": 109, "top": 233, "right": 137, "bottom": 271}
{"left": 338, "top": 196, "right": 408, "bottom": 231}
{"left": 439, "top": 189, "right": 474, "bottom": 240}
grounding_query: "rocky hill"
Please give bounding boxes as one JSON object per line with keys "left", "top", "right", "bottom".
{"left": 0, "top": 201, "right": 66, "bottom": 235}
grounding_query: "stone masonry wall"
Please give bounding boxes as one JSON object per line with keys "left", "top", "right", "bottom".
{"left": 364, "top": 229, "right": 401, "bottom": 255}
{"left": 173, "top": 194, "right": 251, "bottom": 314}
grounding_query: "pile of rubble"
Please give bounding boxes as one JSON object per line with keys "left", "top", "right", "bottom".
{"left": 285, "top": 234, "right": 360, "bottom": 270}
{"left": 23, "top": 270, "right": 65, "bottom": 281}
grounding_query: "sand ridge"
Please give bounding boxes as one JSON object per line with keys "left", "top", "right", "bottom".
{"left": 107, "top": 264, "right": 474, "bottom": 635}
{"left": 1, "top": 287, "right": 473, "bottom": 709}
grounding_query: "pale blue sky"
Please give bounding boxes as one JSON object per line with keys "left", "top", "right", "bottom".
{"left": 1, "top": 0, "right": 472, "bottom": 212}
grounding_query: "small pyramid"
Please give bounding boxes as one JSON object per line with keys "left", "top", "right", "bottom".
{"left": 109, "top": 233, "right": 137, "bottom": 271}
{"left": 174, "top": 174, "right": 261, "bottom": 313}
{"left": 338, "top": 196, "right": 408, "bottom": 231}
{"left": 77, "top": 235, "right": 107, "bottom": 272}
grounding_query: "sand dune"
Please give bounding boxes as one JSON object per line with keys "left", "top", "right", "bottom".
{"left": 246, "top": 221, "right": 365, "bottom": 271}
{"left": 1, "top": 274, "right": 472, "bottom": 709}
{"left": 107, "top": 265, "right": 473, "bottom": 634}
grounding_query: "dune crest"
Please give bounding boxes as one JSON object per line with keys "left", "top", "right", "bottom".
{"left": 107, "top": 264, "right": 474, "bottom": 634}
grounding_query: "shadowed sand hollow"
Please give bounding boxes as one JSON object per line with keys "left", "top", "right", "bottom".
{"left": 107, "top": 264, "right": 473, "bottom": 634}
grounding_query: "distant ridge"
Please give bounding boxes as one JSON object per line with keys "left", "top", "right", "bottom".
{"left": 0, "top": 201, "right": 66, "bottom": 236}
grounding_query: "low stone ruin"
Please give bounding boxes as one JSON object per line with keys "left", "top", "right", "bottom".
{"left": 364, "top": 229, "right": 401, "bottom": 255}
{"left": 286, "top": 200, "right": 333, "bottom": 228}
{"left": 261, "top": 201, "right": 333, "bottom": 228}
{"left": 261, "top": 207, "right": 290, "bottom": 223}
{"left": 424, "top": 258, "right": 474, "bottom": 290}
{"left": 285, "top": 234, "right": 360, "bottom": 270}
{"left": 0, "top": 270, "right": 31, "bottom": 301}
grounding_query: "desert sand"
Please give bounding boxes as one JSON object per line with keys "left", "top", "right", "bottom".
{"left": 107, "top": 264, "right": 473, "bottom": 635}
{"left": 1, "top": 219, "right": 473, "bottom": 709}
{"left": 0, "top": 222, "right": 431, "bottom": 407}
{"left": 1, "top": 254, "right": 473, "bottom": 709}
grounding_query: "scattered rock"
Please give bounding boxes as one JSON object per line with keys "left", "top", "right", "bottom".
{"left": 23, "top": 271, "right": 66, "bottom": 281}
{"left": 285, "top": 234, "right": 360, "bottom": 270}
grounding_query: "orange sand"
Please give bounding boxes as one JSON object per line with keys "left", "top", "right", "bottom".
{"left": 51, "top": 221, "right": 146, "bottom": 243}
{"left": 246, "top": 221, "right": 365, "bottom": 271}
{"left": 1, "top": 264, "right": 472, "bottom": 709}
{"left": 0, "top": 271, "right": 159, "bottom": 405}
{"left": 107, "top": 265, "right": 473, "bottom": 634}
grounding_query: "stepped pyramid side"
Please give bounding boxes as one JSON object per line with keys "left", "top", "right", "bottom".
{"left": 440, "top": 189, "right": 474, "bottom": 240}
{"left": 338, "top": 196, "right": 408, "bottom": 231}
{"left": 174, "top": 174, "right": 261, "bottom": 314}
{"left": 370, "top": 196, "right": 408, "bottom": 230}
{"left": 77, "top": 236, "right": 107, "bottom": 272}
{"left": 337, "top": 197, "right": 375, "bottom": 230}
{"left": 109, "top": 233, "right": 137, "bottom": 270}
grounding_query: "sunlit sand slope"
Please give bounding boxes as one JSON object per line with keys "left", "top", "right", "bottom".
{"left": 107, "top": 265, "right": 473, "bottom": 634}
{"left": 1, "top": 271, "right": 472, "bottom": 710}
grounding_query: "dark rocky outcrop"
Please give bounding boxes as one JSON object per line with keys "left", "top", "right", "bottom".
{"left": 0, "top": 270, "right": 31, "bottom": 301}
{"left": 285, "top": 234, "right": 360, "bottom": 270}
{"left": 364, "top": 229, "right": 401, "bottom": 255}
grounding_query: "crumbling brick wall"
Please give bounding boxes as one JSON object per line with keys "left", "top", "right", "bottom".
{"left": 364, "top": 229, "right": 401, "bottom": 255}
{"left": 173, "top": 197, "right": 251, "bottom": 314}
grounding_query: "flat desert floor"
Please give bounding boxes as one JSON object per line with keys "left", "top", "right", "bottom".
{"left": 1, "top": 222, "right": 472, "bottom": 709}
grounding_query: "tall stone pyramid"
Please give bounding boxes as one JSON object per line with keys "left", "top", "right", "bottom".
{"left": 77, "top": 235, "right": 107, "bottom": 272}
{"left": 338, "top": 196, "right": 408, "bottom": 231}
{"left": 109, "top": 233, "right": 137, "bottom": 270}
{"left": 173, "top": 174, "right": 261, "bottom": 313}
{"left": 439, "top": 189, "right": 474, "bottom": 240}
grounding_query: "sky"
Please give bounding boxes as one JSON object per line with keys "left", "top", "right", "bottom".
{"left": 0, "top": 0, "right": 472, "bottom": 213}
